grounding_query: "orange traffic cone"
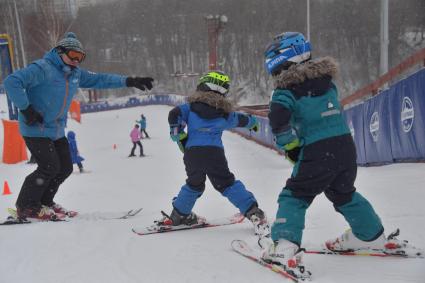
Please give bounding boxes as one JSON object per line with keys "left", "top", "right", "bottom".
{"left": 2, "top": 181, "right": 12, "bottom": 195}
{"left": 113, "top": 144, "right": 117, "bottom": 150}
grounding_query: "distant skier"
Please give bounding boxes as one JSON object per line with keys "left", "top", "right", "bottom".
{"left": 3, "top": 31, "right": 154, "bottom": 221}
{"left": 129, "top": 124, "right": 144, "bottom": 157}
{"left": 157, "top": 70, "right": 269, "bottom": 236}
{"left": 67, "top": 131, "right": 85, "bottom": 173}
{"left": 260, "top": 31, "right": 413, "bottom": 270}
{"left": 136, "top": 114, "right": 150, "bottom": 138}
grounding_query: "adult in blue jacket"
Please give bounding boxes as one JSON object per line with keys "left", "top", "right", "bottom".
{"left": 4, "top": 32, "right": 154, "bottom": 221}
{"left": 157, "top": 71, "right": 269, "bottom": 237}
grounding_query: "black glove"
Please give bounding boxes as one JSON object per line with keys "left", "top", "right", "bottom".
{"left": 285, "top": 147, "right": 301, "bottom": 164}
{"left": 20, "top": 105, "right": 43, "bottom": 125}
{"left": 126, "top": 77, "right": 154, "bottom": 91}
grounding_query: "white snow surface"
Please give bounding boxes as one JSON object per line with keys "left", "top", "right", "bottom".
{"left": 0, "top": 97, "right": 424, "bottom": 283}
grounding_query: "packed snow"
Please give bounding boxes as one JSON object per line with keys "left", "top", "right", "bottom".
{"left": 0, "top": 95, "right": 424, "bottom": 283}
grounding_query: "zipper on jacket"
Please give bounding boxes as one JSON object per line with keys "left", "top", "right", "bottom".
{"left": 55, "top": 76, "right": 69, "bottom": 138}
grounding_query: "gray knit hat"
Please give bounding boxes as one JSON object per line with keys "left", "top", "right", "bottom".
{"left": 56, "top": 32, "right": 85, "bottom": 54}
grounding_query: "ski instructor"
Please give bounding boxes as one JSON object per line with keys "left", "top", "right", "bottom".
{"left": 4, "top": 32, "right": 154, "bottom": 221}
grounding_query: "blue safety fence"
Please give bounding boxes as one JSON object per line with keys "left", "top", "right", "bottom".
{"left": 362, "top": 90, "right": 394, "bottom": 165}
{"left": 343, "top": 68, "right": 425, "bottom": 165}
{"left": 81, "top": 94, "right": 187, "bottom": 113}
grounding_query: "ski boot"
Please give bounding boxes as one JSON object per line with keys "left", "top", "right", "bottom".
{"left": 262, "top": 238, "right": 312, "bottom": 280}
{"left": 155, "top": 209, "right": 206, "bottom": 227}
{"left": 17, "top": 205, "right": 66, "bottom": 222}
{"left": 49, "top": 203, "right": 78, "bottom": 218}
{"left": 245, "top": 205, "right": 270, "bottom": 237}
{"left": 325, "top": 229, "right": 386, "bottom": 251}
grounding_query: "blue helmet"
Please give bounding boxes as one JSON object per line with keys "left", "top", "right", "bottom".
{"left": 264, "top": 32, "right": 311, "bottom": 75}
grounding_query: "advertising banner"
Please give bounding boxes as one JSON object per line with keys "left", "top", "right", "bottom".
{"left": 388, "top": 69, "right": 425, "bottom": 160}
{"left": 362, "top": 90, "right": 394, "bottom": 164}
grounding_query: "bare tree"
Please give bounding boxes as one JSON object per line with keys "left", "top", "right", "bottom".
{"left": 25, "top": 0, "right": 67, "bottom": 54}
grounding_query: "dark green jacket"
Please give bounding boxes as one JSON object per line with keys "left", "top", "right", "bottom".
{"left": 269, "top": 57, "right": 350, "bottom": 146}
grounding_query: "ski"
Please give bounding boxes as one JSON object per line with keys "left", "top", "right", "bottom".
{"left": 0, "top": 208, "right": 66, "bottom": 225}
{"left": 306, "top": 229, "right": 424, "bottom": 259}
{"left": 76, "top": 207, "right": 143, "bottom": 221}
{"left": 0, "top": 216, "right": 62, "bottom": 225}
{"left": 231, "top": 240, "right": 312, "bottom": 282}
{"left": 132, "top": 213, "right": 245, "bottom": 236}
{"left": 1, "top": 207, "right": 143, "bottom": 225}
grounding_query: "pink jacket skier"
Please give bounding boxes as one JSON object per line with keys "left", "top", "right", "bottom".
{"left": 129, "top": 125, "right": 144, "bottom": 157}
{"left": 130, "top": 125, "right": 142, "bottom": 142}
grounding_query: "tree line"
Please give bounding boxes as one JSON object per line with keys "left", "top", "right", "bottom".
{"left": 1, "top": 0, "right": 424, "bottom": 103}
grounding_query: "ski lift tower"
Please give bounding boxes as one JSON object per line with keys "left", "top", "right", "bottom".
{"left": 205, "top": 14, "right": 227, "bottom": 70}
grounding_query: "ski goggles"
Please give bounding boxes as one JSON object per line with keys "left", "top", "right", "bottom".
{"left": 65, "top": 49, "right": 86, "bottom": 63}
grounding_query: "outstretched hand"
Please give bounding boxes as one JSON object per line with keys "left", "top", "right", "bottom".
{"left": 126, "top": 77, "right": 154, "bottom": 91}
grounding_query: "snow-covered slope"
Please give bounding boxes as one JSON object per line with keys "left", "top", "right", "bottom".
{"left": 0, "top": 102, "right": 424, "bottom": 283}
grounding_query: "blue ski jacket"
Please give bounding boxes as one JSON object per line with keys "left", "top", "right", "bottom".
{"left": 4, "top": 49, "right": 127, "bottom": 140}
{"left": 136, "top": 117, "right": 147, "bottom": 129}
{"left": 168, "top": 91, "right": 257, "bottom": 148}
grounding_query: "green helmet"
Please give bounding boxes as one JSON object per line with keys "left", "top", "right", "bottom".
{"left": 197, "top": 71, "right": 230, "bottom": 96}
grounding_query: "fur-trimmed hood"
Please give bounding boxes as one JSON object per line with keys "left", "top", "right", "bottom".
{"left": 188, "top": 91, "right": 234, "bottom": 113}
{"left": 273, "top": 57, "right": 338, "bottom": 89}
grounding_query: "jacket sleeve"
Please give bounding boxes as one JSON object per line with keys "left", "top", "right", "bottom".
{"left": 268, "top": 89, "right": 295, "bottom": 135}
{"left": 225, "top": 112, "right": 253, "bottom": 129}
{"left": 3, "top": 63, "right": 46, "bottom": 110}
{"left": 268, "top": 89, "right": 299, "bottom": 146}
{"left": 78, "top": 69, "right": 127, "bottom": 89}
{"left": 168, "top": 103, "right": 189, "bottom": 126}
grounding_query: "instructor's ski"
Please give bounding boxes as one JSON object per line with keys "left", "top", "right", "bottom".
{"left": 76, "top": 208, "right": 143, "bottom": 221}
{"left": 0, "top": 207, "right": 143, "bottom": 225}
{"left": 132, "top": 213, "right": 245, "bottom": 236}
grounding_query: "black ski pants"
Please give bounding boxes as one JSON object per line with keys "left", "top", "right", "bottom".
{"left": 286, "top": 134, "right": 358, "bottom": 207}
{"left": 130, "top": 141, "right": 144, "bottom": 156}
{"left": 183, "top": 146, "right": 235, "bottom": 193}
{"left": 140, "top": 128, "right": 149, "bottom": 138}
{"left": 16, "top": 137, "right": 73, "bottom": 209}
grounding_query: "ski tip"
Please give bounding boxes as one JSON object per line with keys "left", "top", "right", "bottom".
{"left": 131, "top": 228, "right": 145, "bottom": 236}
